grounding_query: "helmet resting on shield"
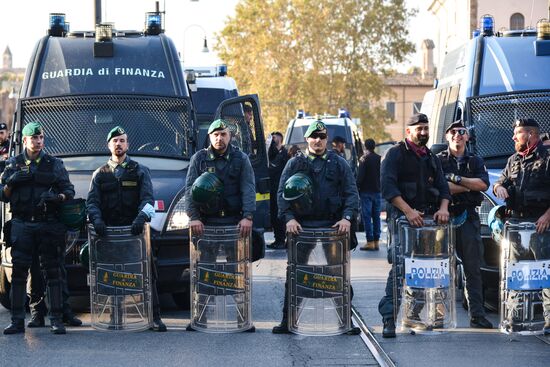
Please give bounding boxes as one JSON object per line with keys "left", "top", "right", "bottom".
{"left": 488, "top": 205, "right": 506, "bottom": 242}
{"left": 192, "top": 172, "right": 224, "bottom": 214}
{"left": 283, "top": 172, "right": 313, "bottom": 216}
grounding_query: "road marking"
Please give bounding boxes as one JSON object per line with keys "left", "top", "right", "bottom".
{"left": 352, "top": 306, "right": 396, "bottom": 367}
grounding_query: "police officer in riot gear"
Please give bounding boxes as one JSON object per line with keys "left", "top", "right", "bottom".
{"left": 378, "top": 113, "right": 450, "bottom": 338}
{"left": 185, "top": 119, "right": 256, "bottom": 237}
{"left": 184, "top": 119, "right": 256, "bottom": 331}
{"left": 87, "top": 126, "right": 166, "bottom": 332}
{"left": 493, "top": 118, "right": 550, "bottom": 335}
{"left": 2, "top": 122, "right": 74, "bottom": 335}
{"left": 272, "top": 119, "right": 360, "bottom": 334}
{"left": 437, "top": 120, "right": 493, "bottom": 329}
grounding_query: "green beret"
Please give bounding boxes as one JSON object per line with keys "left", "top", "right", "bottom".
{"left": 22, "top": 122, "right": 43, "bottom": 137}
{"left": 208, "top": 119, "right": 228, "bottom": 134}
{"left": 304, "top": 120, "right": 327, "bottom": 138}
{"left": 107, "top": 126, "right": 126, "bottom": 142}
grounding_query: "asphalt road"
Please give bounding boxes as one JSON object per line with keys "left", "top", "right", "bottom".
{"left": 1, "top": 228, "right": 549, "bottom": 366}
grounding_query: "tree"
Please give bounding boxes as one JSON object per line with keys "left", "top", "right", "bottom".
{"left": 216, "top": 0, "right": 415, "bottom": 141}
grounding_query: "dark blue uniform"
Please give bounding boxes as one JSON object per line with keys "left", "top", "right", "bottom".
{"left": 0, "top": 150, "right": 74, "bottom": 327}
{"left": 437, "top": 149, "right": 489, "bottom": 318}
{"left": 378, "top": 141, "right": 451, "bottom": 321}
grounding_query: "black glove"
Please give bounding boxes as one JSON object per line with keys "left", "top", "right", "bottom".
{"left": 131, "top": 212, "right": 148, "bottom": 235}
{"left": 37, "top": 191, "right": 62, "bottom": 207}
{"left": 445, "top": 173, "right": 462, "bottom": 184}
{"left": 93, "top": 220, "right": 107, "bottom": 237}
{"left": 6, "top": 170, "right": 32, "bottom": 188}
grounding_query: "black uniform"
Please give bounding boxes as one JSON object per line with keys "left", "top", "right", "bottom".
{"left": 268, "top": 143, "right": 288, "bottom": 246}
{"left": 276, "top": 149, "right": 359, "bottom": 323}
{"left": 378, "top": 141, "right": 451, "bottom": 321}
{"left": 0, "top": 150, "right": 74, "bottom": 329}
{"left": 437, "top": 149, "right": 489, "bottom": 318}
{"left": 494, "top": 141, "right": 550, "bottom": 322}
{"left": 86, "top": 156, "right": 163, "bottom": 323}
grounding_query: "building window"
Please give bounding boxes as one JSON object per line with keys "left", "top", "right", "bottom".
{"left": 386, "top": 101, "right": 395, "bottom": 119}
{"left": 510, "top": 13, "right": 524, "bottom": 30}
{"left": 413, "top": 102, "right": 422, "bottom": 114}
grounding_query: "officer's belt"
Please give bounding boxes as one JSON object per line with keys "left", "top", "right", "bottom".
{"left": 13, "top": 213, "right": 58, "bottom": 223}
{"left": 507, "top": 209, "right": 546, "bottom": 219}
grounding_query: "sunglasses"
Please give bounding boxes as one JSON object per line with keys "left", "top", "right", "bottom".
{"left": 449, "top": 129, "right": 467, "bottom": 136}
{"left": 309, "top": 132, "right": 327, "bottom": 140}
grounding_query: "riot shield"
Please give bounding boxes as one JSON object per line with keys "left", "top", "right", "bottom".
{"left": 394, "top": 218, "right": 455, "bottom": 332}
{"left": 89, "top": 224, "right": 152, "bottom": 332}
{"left": 190, "top": 225, "right": 252, "bottom": 333}
{"left": 500, "top": 220, "right": 550, "bottom": 335}
{"left": 288, "top": 228, "right": 351, "bottom": 336}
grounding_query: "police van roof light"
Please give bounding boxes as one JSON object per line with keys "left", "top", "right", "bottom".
{"left": 472, "top": 29, "right": 480, "bottom": 38}
{"left": 217, "top": 64, "right": 227, "bottom": 76}
{"left": 481, "top": 14, "right": 494, "bottom": 36}
{"left": 537, "top": 19, "right": 550, "bottom": 40}
{"left": 338, "top": 108, "right": 350, "bottom": 118}
{"left": 95, "top": 23, "right": 113, "bottom": 42}
{"left": 94, "top": 23, "right": 114, "bottom": 57}
{"left": 296, "top": 110, "right": 305, "bottom": 118}
{"left": 145, "top": 12, "right": 163, "bottom": 35}
{"left": 48, "top": 13, "right": 66, "bottom": 37}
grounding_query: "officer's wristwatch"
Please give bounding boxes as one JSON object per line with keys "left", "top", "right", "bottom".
{"left": 454, "top": 175, "right": 462, "bottom": 184}
{"left": 244, "top": 214, "right": 253, "bottom": 221}
{"left": 344, "top": 215, "right": 351, "bottom": 221}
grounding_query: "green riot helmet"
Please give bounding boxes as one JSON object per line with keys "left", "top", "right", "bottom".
{"left": 191, "top": 172, "right": 224, "bottom": 214}
{"left": 283, "top": 173, "right": 313, "bottom": 216}
{"left": 79, "top": 242, "right": 90, "bottom": 270}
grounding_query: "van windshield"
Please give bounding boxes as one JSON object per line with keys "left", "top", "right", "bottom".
{"left": 20, "top": 94, "right": 193, "bottom": 159}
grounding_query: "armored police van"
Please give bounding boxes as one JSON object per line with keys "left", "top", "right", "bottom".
{"left": 284, "top": 109, "right": 364, "bottom": 172}
{"left": 0, "top": 11, "right": 268, "bottom": 309}
{"left": 422, "top": 16, "right": 550, "bottom": 309}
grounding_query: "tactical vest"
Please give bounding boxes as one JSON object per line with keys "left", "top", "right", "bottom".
{"left": 95, "top": 160, "right": 140, "bottom": 226}
{"left": 506, "top": 146, "right": 550, "bottom": 215}
{"left": 292, "top": 151, "right": 344, "bottom": 223}
{"left": 197, "top": 148, "right": 244, "bottom": 218}
{"left": 438, "top": 150, "right": 483, "bottom": 213}
{"left": 10, "top": 153, "right": 58, "bottom": 219}
{"left": 396, "top": 142, "right": 439, "bottom": 213}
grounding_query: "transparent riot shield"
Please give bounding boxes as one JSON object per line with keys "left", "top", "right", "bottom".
{"left": 288, "top": 228, "right": 351, "bottom": 336}
{"left": 394, "top": 218, "right": 455, "bottom": 332}
{"left": 500, "top": 221, "right": 550, "bottom": 335}
{"left": 89, "top": 224, "right": 152, "bottom": 332}
{"left": 190, "top": 225, "right": 252, "bottom": 333}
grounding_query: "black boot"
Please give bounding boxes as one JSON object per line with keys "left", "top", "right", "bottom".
{"left": 382, "top": 318, "right": 396, "bottom": 338}
{"left": 4, "top": 319, "right": 25, "bottom": 335}
{"left": 50, "top": 319, "right": 66, "bottom": 334}
{"left": 470, "top": 316, "right": 493, "bottom": 329}
{"left": 27, "top": 314, "right": 46, "bottom": 328}
{"left": 272, "top": 318, "right": 291, "bottom": 334}
{"left": 63, "top": 313, "right": 83, "bottom": 326}
{"left": 151, "top": 317, "right": 167, "bottom": 332}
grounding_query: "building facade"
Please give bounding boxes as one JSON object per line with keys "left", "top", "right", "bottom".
{"left": 428, "top": 0, "right": 548, "bottom": 74}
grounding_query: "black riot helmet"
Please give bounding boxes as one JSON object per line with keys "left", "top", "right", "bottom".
{"left": 283, "top": 172, "right": 314, "bottom": 216}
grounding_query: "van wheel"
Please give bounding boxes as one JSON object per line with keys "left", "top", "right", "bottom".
{"left": 0, "top": 265, "right": 11, "bottom": 309}
{"left": 172, "top": 291, "right": 190, "bottom": 310}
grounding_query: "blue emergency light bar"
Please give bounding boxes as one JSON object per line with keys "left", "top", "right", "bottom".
{"left": 296, "top": 109, "right": 305, "bottom": 118}
{"left": 217, "top": 64, "right": 227, "bottom": 76}
{"left": 48, "top": 13, "right": 66, "bottom": 37}
{"left": 481, "top": 14, "right": 494, "bottom": 36}
{"left": 338, "top": 108, "right": 350, "bottom": 118}
{"left": 145, "top": 12, "right": 163, "bottom": 35}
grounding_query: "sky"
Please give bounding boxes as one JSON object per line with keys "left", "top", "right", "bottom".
{"left": 0, "top": 0, "right": 434, "bottom": 72}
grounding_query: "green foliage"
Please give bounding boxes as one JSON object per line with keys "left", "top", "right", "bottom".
{"left": 216, "top": 0, "right": 415, "bottom": 141}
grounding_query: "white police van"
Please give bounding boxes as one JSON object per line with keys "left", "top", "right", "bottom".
{"left": 284, "top": 109, "right": 364, "bottom": 172}
{"left": 421, "top": 15, "right": 550, "bottom": 309}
